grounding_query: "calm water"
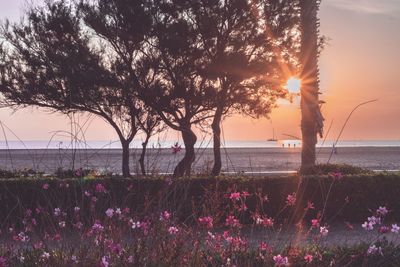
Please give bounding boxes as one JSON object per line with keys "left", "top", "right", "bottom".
{"left": 0, "top": 140, "right": 399, "bottom": 149}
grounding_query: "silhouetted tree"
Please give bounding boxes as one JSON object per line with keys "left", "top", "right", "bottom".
{"left": 0, "top": 1, "right": 157, "bottom": 177}
{"left": 139, "top": 1, "right": 217, "bottom": 177}
{"left": 299, "top": 0, "right": 324, "bottom": 174}
{"left": 183, "top": 0, "right": 300, "bottom": 176}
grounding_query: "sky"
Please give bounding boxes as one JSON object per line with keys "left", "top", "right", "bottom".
{"left": 0, "top": 0, "right": 399, "bottom": 142}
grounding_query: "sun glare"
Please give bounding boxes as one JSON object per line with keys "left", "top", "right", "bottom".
{"left": 285, "top": 77, "right": 301, "bottom": 93}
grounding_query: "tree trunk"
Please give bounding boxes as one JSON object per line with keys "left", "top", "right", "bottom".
{"left": 300, "top": 0, "right": 323, "bottom": 174}
{"left": 173, "top": 125, "right": 197, "bottom": 177}
{"left": 211, "top": 107, "right": 223, "bottom": 176}
{"left": 139, "top": 135, "right": 150, "bottom": 176}
{"left": 121, "top": 140, "right": 131, "bottom": 177}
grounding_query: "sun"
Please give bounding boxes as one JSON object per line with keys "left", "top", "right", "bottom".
{"left": 285, "top": 77, "right": 301, "bottom": 93}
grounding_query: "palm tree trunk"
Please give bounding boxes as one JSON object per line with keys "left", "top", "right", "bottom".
{"left": 300, "top": 0, "right": 324, "bottom": 174}
{"left": 211, "top": 107, "right": 223, "bottom": 176}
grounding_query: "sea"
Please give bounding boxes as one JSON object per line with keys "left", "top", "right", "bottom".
{"left": 0, "top": 140, "right": 399, "bottom": 150}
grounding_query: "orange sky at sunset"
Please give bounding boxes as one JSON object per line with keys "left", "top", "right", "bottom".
{"left": 0, "top": 0, "right": 399, "bottom": 142}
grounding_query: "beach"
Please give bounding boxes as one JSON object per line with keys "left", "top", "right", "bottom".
{"left": 0, "top": 146, "right": 399, "bottom": 174}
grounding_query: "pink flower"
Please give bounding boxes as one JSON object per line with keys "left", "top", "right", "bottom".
{"left": 229, "top": 192, "right": 241, "bottom": 201}
{"left": 105, "top": 208, "right": 114, "bottom": 218}
{"left": 54, "top": 208, "right": 61, "bottom": 217}
{"left": 0, "top": 256, "right": 7, "bottom": 267}
{"left": 273, "top": 254, "right": 289, "bottom": 266}
{"left": 391, "top": 224, "right": 400, "bottom": 234}
{"left": 362, "top": 221, "right": 374, "bottom": 231}
{"left": 95, "top": 183, "right": 107, "bottom": 193}
{"left": 286, "top": 193, "right": 296, "bottom": 206}
{"left": 242, "top": 191, "right": 250, "bottom": 198}
{"left": 367, "top": 245, "right": 382, "bottom": 256}
{"left": 304, "top": 254, "right": 313, "bottom": 263}
{"left": 320, "top": 226, "right": 329, "bottom": 236}
{"left": 198, "top": 216, "right": 214, "bottom": 229}
{"left": 376, "top": 206, "right": 389, "bottom": 217}
{"left": 305, "top": 201, "right": 315, "bottom": 210}
{"left": 42, "top": 183, "right": 49, "bottom": 190}
{"left": 259, "top": 242, "right": 271, "bottom": 252}
{"left": 160, "top": 211, "right": 171, "bottom": 221}
{"left": 168, "top": 226, "right": 179, "bottom": 235}
{"left": 379, "top": 226, "right": 390, "bottom": 234}
{"left": 101, "top": 256, "right": 110, "bottom": 267}
{"left": 225, "top": 215, "right": 240, "bottom": 228}
{"left": 311, "top": 219, "right": 320, "bottom": 228}
{"left": 256, "top": 216, "right": 274, "bottom": 227}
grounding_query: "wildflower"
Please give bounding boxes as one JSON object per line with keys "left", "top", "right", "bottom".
{"left": 74, "top": 206, "right": 80, "bottom": 212}
{"left": 168, "top": 226, "right": 179, "bottom": 235}
{"left": 92, "top": 222, "right": 104, "bottom": 232}
{"left": 105, "top": 208, "right": 114, "bottom": 218}
{"left": 229, "top": 192, "right": 241, "bottom": 201}
{"left": 273, "top": 254, "right": 289, "bottom": 266}
{"left": 115, "top": 208, "right": 122, "bottom": 216}
{"left": 74, "top": 222, "right": 83, "bottom": 230}
{"left": 286, "top": 193, "right": 296, "bottom": 206}
{"left": 305, "top": 201, "right": 315, "bottom": 210}
{"left": 391, "top": 224, "right": 400, "bottom": 234}
{"left": 362, "top": 221, "right": 374, "bottom": 231}
{"left": 320, "top": 226, "right": 329, "bottom": 237}
{"left": 198, "top": 216, "right": 214, "bottom": 229}
{"left": 311, "top": 219, "right": 320, "bottom": 228}
{"left": 0, "top": 256, "right": 6, "bottom": 267}
{"left": 171, "top": 142, "right": 182, "bottom": 154}
{"left": 19, "top": 255, "right": 25, "bottom": 263}
{"left": 242, "top": 191, "right": 250, "bottom": 197}
{"left": 71, "top": 255, "right": 79, "bottom": 264}
{"left": 16, "top": 232, "right": 30, "bottom": 243}
{"left": 54, "top": 208, "right": 61, "bottom": 217}
{"left": 379, "top": 226, "right": 390, "bottom": 234}
{"left": 127, "top": 255, "right": 134, "bottom": 263}
{"left": 225, "top": 215, "right": 240, "bottom": 228}
{"left": 95, "top": 183, "right": 107, "bottom": 193}
{"left": 376, "top": 206, "right": 389, "bottom": 217}
{"left": 259, "top": 242, "right": 271, "bottom": 251}
{"left": 59, "top": 221, "right": 66, "bottom": 228}
{"left": 256, "top": 216, "right": 274, "bottom": 227}
{"left": 101, "top": 256, "right": 110, "bottom": 267}
{"left": 130, "top": 219, "right": 141, "bottom": 229}
{"left": 368, "top": 216, "right": 381, "bottom": 225}
{"left": 84, "top": 191, "right": 91, "bottom": 197}
{"left": 41, "top": 252, "right": 50, "bottom": 260}
{"left": 42, "top": 183, "right": 49, "bottom": 190}
{"left": 304, "top": 254, "right": 313, "bottom": 263}
{"left": 367, "top": 245, "right": 382, "bottom": 256}
{"left": 207, "top": 231, "right": 216, "bottom": 239}
{"left": 160, "top": 211, "right": 171, "bottom": 221}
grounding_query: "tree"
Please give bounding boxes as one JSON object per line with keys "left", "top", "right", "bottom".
{"left": 185, "top": 0, "right": 300, "bottom": 176}
{"left": 299, "top": 0, "right": 324, "bottom": 174}
{"left": 0, "top": 1, "right": 156, "bottom": 177}
{"left": 139, "top": 0, "right": 217, "bottom": 177}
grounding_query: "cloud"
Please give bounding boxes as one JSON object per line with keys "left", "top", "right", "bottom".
{"left": 325, "top": 0, "right": 400, "bottom": 14}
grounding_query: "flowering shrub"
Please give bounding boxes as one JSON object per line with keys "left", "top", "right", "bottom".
{"left": 0, "top": 174, "right": 400, "bottom": 265}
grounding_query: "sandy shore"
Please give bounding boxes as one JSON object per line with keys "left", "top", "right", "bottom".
{"left": 0, "top": 147, "right": 399, "bottom": 174}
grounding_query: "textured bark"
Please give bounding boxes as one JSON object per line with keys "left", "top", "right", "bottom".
{"left": 211, "top": 107, "right": 223, "bottom": 176}
{"left": 300, "top": 0, "right": 323, "bottom": 174}
{"left": 121, "top": 140, "right": 131, "bottom": 177}
{"left": 139, "top": 135, "right": 150, "bottom": 176}
{"left": 173, "top": 125, "right": 197, "bottom": 177}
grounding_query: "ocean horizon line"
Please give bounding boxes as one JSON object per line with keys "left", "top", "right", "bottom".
{"left": 0, "top": 139, "right": 399, "bottom": 149}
